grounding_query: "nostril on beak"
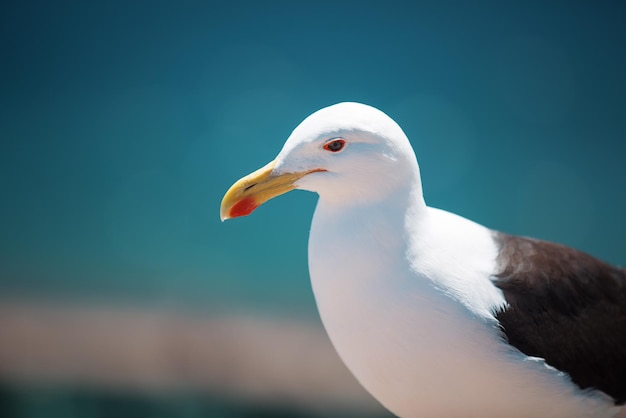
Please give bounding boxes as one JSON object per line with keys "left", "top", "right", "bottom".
{"left": 244, "top": 183, "right": 257, "bottom": 192}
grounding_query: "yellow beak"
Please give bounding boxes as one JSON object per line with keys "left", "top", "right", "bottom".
{"left": 220, "top": 159, "right": 323, "bottom": 221}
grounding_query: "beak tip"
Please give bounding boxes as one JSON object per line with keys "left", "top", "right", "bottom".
{"left": 219, "top": 159, "right": 295, "bottom": 223}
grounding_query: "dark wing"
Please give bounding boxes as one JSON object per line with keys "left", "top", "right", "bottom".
{"left": 492, "top": 232, "right": 626, "bottom": 405}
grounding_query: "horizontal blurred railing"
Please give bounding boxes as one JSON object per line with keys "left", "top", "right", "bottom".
{"left": 0, "top": 300, "right": 387, "bottom": 416}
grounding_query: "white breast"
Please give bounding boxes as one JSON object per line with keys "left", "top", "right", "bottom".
{"left": 308, "top": 200, "right": 618, "bottom": 418}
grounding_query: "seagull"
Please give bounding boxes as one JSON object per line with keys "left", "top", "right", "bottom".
{"left": 220, "top": 102, "right": 626, "bottom": 417}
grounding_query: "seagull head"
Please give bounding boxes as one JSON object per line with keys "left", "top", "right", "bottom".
{"left": 220, "top": 102, "right": 421, "bottom": 221}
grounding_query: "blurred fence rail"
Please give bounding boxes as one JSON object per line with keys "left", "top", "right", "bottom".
{"left": 0, "top": 300, "right": 386, "bottom": 417}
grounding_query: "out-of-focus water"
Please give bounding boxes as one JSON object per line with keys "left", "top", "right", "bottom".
{"left": 1, "top": 0, "right": 625, "bottom": 312}
{"left": 0, "top": 1, "right": 625, "bottom": 416}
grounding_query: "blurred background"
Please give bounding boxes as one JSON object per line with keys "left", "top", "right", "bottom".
{"left": 1, "top": 1, "right": 625, "bottom": 417}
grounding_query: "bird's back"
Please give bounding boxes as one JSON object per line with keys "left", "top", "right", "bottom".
{"left": 492, "top": 232, "right": 626, "bottom": 405}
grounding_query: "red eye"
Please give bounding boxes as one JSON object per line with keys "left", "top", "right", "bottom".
{"left": 323, "top": 138, "right": 346, "bottom": 152}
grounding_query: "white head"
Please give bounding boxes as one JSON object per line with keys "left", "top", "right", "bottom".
{"left": 220, "top": 102, "right": 423, "bottom": 220}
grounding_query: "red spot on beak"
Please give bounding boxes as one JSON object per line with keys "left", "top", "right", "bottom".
{"left": 229, "top": 196, "right": 259, "bottom": 218}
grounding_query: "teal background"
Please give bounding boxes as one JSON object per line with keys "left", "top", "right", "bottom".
{"left": 0, "top": 1, "right": 625, "bottom": 416}
{"left": 2, "top": 0, "right": 625, "bottom": 313}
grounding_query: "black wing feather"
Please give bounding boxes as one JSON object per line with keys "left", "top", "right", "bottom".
{"left": 492, "top": 232, "right": 626, "bottom": 405}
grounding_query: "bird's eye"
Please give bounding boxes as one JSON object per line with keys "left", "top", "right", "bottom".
{"left": 323, "top": 138, "right": 346, "bottom": 152}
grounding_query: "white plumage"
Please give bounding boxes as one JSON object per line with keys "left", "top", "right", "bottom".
{"left": 221, "top": 102, "right": 624, "bottom": 417}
